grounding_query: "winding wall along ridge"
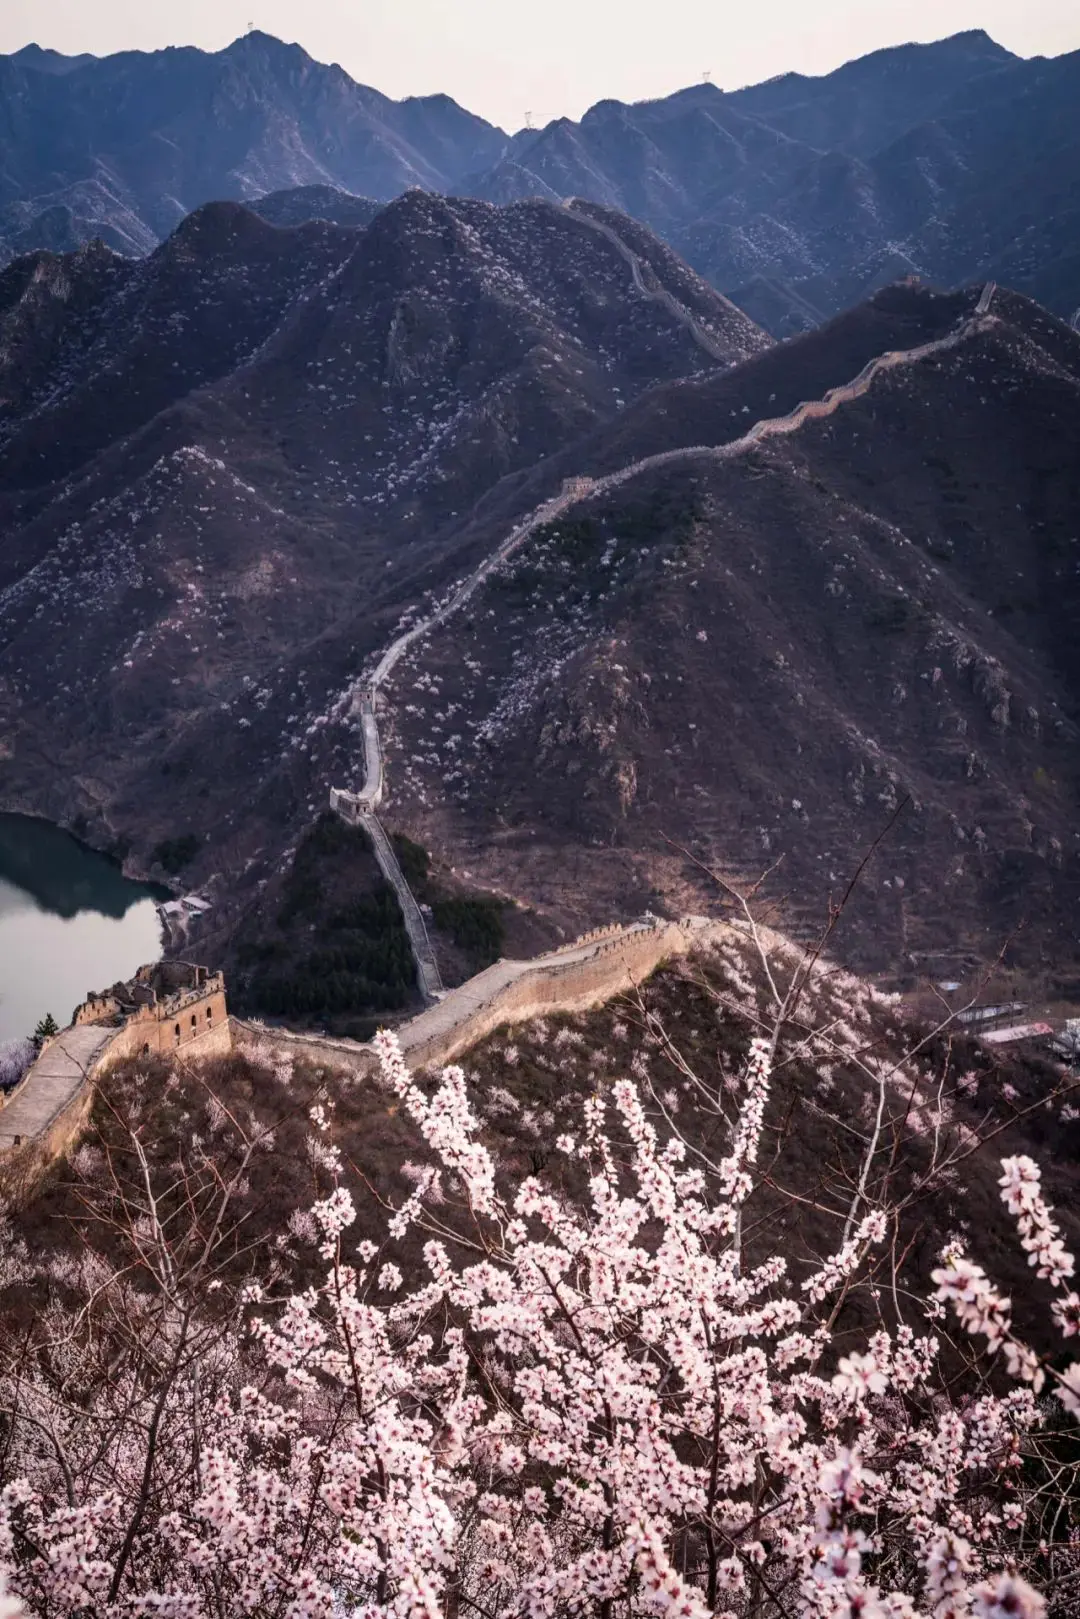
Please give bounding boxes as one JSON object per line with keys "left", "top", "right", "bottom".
{"left": 562, "top": 197, "right": 747, "bottom": 365}
{"left": 237, "top": 915, "right": 736, "bottom": 1076}
{"left": 331, "top": 287, "right": 996, "bottom": 988}
{"left": 361, "top": 808, "right": 443, "bottom": 1000}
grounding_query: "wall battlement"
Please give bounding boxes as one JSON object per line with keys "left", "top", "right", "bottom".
{"left": 73, "top": 962, "right": 228, "bottom": 1057}
{"left": 561, "top": 921, "right": 631, "bottom": 951}
{"left": 0, "top": 963, "right": 232, "bottom": 1201}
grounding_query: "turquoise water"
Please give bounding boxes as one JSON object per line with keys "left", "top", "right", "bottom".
{"left": 0, "top": 814, "right": 165, "bottom": 1042}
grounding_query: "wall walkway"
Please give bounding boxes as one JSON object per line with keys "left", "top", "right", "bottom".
{"left": 345, "top": 802, "right": 443, "bottom": 1002}
{"left": 0, "top": 1026, "right": 112, "bottom": 1151}
{"left": 234, "top": 914, "right": 731, "bottom": 1078}
{"left": 0, "top": 1010, "right": 232, "bottom": 1201}
{"left": 563, "top": 198, "right": 743, "bottom": 364}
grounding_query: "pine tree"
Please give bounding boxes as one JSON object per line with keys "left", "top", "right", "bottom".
{"left": 32, "top": 1012, "right": 59, "bottom": 1048}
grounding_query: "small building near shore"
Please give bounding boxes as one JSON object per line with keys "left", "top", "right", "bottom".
{"left": 73, "top": 961, "right": 230, "bottom": 1060}
{"left": 980, "top": 1021, "right": 1054, "bottom": 1047}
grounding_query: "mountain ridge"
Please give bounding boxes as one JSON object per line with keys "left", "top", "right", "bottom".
{"left": 0, "top": 196, "right": 768, "bottom": 955}
{"left": 0, "top": 29, "right": 506, "bottom": 265}
{"left": 361, "top": 281, "right": 1080, "bottom": 980}
{"left": 3, "top": 28, "right": 1079, "bottom": 331}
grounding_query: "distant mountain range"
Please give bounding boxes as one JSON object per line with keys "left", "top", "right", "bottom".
{"left": 0, "top": 33, "right": 503, "bottom": 257}
{"left": 2, "top": 29, "right": 1079, "bottom": 332}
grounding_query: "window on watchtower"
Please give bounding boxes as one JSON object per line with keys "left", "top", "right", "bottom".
{"left": 174, "top": 1023, "right": 181, "bottom": 1045}
{"left": 206, "top": 1005, "right": 213, "bottom": 1024}
{"left": 190, "top": 1013, "right": 197, "bottom": 1030}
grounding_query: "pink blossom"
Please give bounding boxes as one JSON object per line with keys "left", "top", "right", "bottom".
{"left": 832, "top": 1352, "right": 888, "bottom": 1401}
{"left": 971, "top": 1573, "right": 1045, "bottom": 1619}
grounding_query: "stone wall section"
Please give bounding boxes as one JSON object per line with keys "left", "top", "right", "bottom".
{"left": 0, "top": 971, "right": 232, "bottom": 1201}
{"left": 97, "top": 1003, "right": 232, "bottom": 1068}
{"left": 0, "top": 915, "right": 744, "bottom": 1201}
{"left": 402, "top": 919, "right": 698, "bottom": 1069}
{"left": 0, "top": 1070, "right": 97, "bottom": 1206}
{"left": 234, "top": 916, "right": 731, "bottom": 1079}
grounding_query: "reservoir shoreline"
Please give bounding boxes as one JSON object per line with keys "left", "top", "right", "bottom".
{"left": 0, "top": 813, "right": 168, "bottom": 1044}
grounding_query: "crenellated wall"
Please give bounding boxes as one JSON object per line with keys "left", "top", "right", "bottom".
{"left": 403, "top": 919, "right": 702, "bottom": 1069}
{"left": 71, "top": 968, "right": 229, "bottom": 1059}
{"left": 74, "top": 993, "right": 125, "bottom": 1026}
{"left": 0, "top": 967, "right": 233, "bottom": 1201}
{"left": 0, "top": 915, "right": 749, "bottom": 1201}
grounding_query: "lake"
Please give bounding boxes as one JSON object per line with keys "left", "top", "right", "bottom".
{"left": 0, "top": 814, "right": 165, "bottom": 1043}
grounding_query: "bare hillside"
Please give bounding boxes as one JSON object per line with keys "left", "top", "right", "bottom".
{"left": 377, "top": 287, "right": 1080, "bottom": 980}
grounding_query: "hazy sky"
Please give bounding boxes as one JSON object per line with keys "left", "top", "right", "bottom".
{"left": 1, "top": 0, "right": 1077, "bottom": 130}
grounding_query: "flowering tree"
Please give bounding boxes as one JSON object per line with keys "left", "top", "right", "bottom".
{"left": 0, "top": 1041, "right": 34, "bottom": 1096}
{"left": 0, "top": 1009, "right": 1077, "bottom": 1617}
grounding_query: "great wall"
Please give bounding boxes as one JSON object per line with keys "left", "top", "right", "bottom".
{"left": 328, "top": 279, "right": 997, "bottom": 992}
{"left": 234, "top": 914, "right": 735, "bottom": 1077}
{"left": 0, "top": 913, "right": 743, "bottom": 1199}
{"left": 0, "top": 962, "right": 231, "bottom": 1199}
{"left": 0, "top": 273, "right": 999, "bottom": 1194}
{"left": 563, "top": 198, "right": 749, "bottom": 365}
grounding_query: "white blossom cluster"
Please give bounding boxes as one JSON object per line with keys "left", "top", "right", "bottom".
{"left": 0, "top": 1033, "right": 1072, "bottom": 1618}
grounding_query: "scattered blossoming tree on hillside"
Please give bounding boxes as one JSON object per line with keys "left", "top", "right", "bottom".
{"left": 0, "top": 976, "right": 1078, "bottom": 1614}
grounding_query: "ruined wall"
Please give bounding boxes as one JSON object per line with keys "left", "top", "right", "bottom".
{"left": 98, "top": 998, "right": 232, "bottom": 1068}
{"left": 121, "top": 986, "right": 230, "bottom": 1058}
{"left": 74, "top": 993, "right": 124, "bottom": 1026}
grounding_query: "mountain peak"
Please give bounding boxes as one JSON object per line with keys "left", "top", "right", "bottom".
{"left": 937, "top": 27, "right": 1011, "bottom": 49}
{"left": 219, "top": 30, "right": 313, "bottom": 66}
{"left": 10, "top": 42, "right": 96, "bottom": 75}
